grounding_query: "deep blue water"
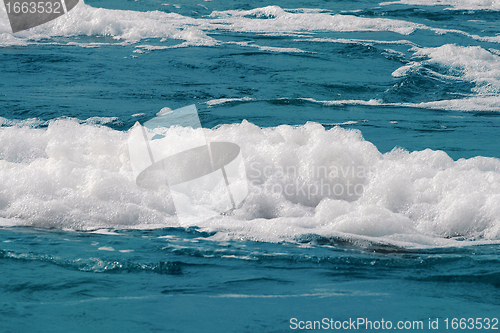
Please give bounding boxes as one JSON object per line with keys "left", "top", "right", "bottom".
{"left": 1, "top": 0, "right": 500, "bottom": 331}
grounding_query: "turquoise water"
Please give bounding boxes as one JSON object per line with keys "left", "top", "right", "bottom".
{"left": 1, "top": 0, "right": 500, "bottom": 331}
{"left": 2, "top": 227, "right": 500, "bottom": 332}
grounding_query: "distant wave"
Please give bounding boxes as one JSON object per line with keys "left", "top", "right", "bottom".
{"left": 298, "top": 97, "right": 500, "bottom": 112}
{"left": 1, "top": 2, "right": 500, "bottom": 48}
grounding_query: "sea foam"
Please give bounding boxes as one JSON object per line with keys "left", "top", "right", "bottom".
{"left": 1, "top": 119, "right": 500, "bottom": 247}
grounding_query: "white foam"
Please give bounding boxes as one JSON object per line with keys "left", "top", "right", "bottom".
{"left": 137, "top": 41, "right": 308, "bottom": 53}
{"left": 304, "top": 96, "right": 500, "bottom": 112}
{"left": 1, "top": 118, "right": 500, "bottom": 247}
{"left": 406, "top": 96, "right": 500, "bottom": 111}
{"left": 0, "top": 1, "right": 218, "bottom": 47}
{"left": 2, "top": 3, "right": 500, "bottom": 48}
{"left": 380, "top": 0, "right": 500, "bottom": 11}
{"left": 410, "top": 45, "right": 500, "bottom": 95}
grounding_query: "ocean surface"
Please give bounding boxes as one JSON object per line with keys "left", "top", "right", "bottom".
{"left": 1, "top": 0, "right": 500, "bottom": 331}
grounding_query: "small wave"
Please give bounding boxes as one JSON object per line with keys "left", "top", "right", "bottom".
{"left": 205, "top": 97, "right": 255, "bottom": 106}
{"left": 1, "top": 249, "right": 184, "bottom": 274}
{"left": 388, "top": 44, "right": 500, "bottom": 111}
{"left": 2, "top": 2, "right": 500, "bottom": 50}
{"left": 280, "top": 44, "right": 500, "bottom": 112}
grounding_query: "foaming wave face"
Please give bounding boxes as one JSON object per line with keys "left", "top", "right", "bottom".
{"left": 393, "top": 44, "right": 500, "bottom": 96}
{"left": 1, "top": 119, "right": 500, "bottom": 246}
{"left": 0, "top": 119, "right": 177, "bottom": 230}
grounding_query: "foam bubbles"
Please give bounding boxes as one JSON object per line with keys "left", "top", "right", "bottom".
{"left": 0, "top": 1, "right": 217, "bottom": 47}
{"left": 1, "top": 119, "right": 500, "bottom": 247}
{"left": 2, "top": 2, "right": 500, "bottom": 50}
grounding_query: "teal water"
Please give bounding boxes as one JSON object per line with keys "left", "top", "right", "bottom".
{"left": 1, "top": 0, "right": 500, "bottom": 331}
{"left": 2, "top": 227, "right": 500, "bottom": 332}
